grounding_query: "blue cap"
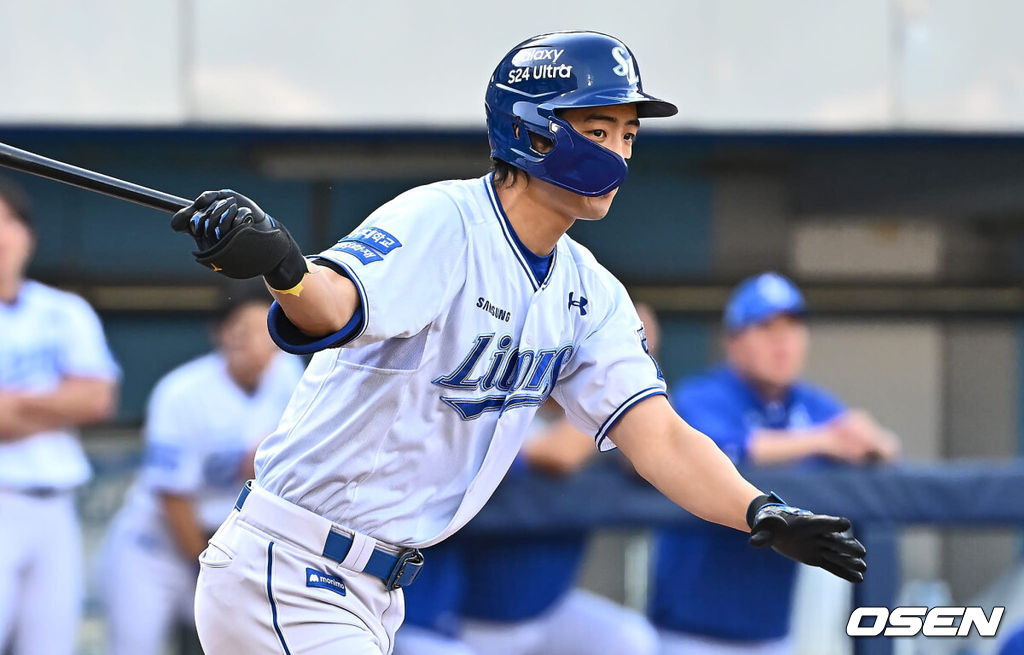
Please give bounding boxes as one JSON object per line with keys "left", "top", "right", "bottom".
{"left": 724, "top": 273, "right": 806, "bottom": 333}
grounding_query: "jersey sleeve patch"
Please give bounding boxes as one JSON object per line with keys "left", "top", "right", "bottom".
{"left": 330, "top": 240, "right": 384, "bottom": 264}
{"left": 330, "top": 227, "right": 404, "bottom": 264}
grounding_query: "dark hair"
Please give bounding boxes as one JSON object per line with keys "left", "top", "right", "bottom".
{"left": 0, "top": 176, "right": 34, "bottom": 230}
{"left": 213, "top": 279, "right": 272, "bottom": 325}
{"left": 491, "top": 158, "right": 528, "bottom": 189}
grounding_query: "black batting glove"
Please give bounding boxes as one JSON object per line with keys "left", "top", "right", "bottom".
{"left": 747, "top": 492, "right": 867, "bottom": 583}
{"left": 170, "top": 189, "right": 307, "bottom": 290}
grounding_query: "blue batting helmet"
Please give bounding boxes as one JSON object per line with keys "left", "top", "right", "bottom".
{"left": 485, "top": 31, "right": 677, "bottom": 197}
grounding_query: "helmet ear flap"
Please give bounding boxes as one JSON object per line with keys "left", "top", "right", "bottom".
{"left": 528, "top": 132, "right": 553, "bottom": 155}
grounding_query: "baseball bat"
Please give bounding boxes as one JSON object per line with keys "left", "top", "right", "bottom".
{"left": 0, "top": 141, "right": 190, "bottom": 214}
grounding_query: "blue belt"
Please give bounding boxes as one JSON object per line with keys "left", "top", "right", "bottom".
{"left": 234, "top": 483, "right": 423, "bottom": 591}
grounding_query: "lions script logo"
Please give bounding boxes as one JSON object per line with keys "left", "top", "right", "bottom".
{"left": 434, "top": 335, "right": 574, "bottom": 420}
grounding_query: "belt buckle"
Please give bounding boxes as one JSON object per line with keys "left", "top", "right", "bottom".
{"left": 234, "top": 480, "right": 253, "bottom": 511}
{"left": 384, "top": 548, "right": 423, "bottom": 591}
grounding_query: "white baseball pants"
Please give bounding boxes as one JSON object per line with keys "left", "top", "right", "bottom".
{"left": 194, "top": 486, "right": 405, "bottom": 655}
{"left": 461, "top": 588, "right": 659, "bottom": 655}
{"left": 0, "top": 489, "right": 82, "bottom": 655}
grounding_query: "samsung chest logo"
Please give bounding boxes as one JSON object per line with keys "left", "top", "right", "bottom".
{"left": 477, "top": 297, "right": 511, "bottom": 322}
{"left": 433, "top": 334, "right": 574, "bottom": 420}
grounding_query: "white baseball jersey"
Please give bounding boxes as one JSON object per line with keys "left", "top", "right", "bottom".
{"left": 0, "top": 280, "right": 119, "bottom": 489}
{"left": 122, "top": 351, "right": 304, "bottom": 531}
{"left": 256, "top": 174, "right": 666, "bottom": 548}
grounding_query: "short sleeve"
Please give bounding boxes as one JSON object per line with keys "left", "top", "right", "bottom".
{"left": 139, "top": 379, "right": 202, "bottom": 495}
{"left": 271, "top": 186, "right": 468, "bottom": 353}
{"left": 671, "top": 385, "right": 751, "bottom": 464}
{"left": 56, "top": 294, "right": 120, "bottom": 381}
{"left": 551, "top": 281, "right": 667, "bottom": 452}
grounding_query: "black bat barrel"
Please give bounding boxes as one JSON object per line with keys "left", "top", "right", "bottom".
{"left": 0, "top": 141, "right": 190, "bottom": 214}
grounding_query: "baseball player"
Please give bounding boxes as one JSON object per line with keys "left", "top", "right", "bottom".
{"left": 649, "top": 272, "right": 896, "bottom": 655}
{"left": 171, "top": 32, "right": 866, "bottom": 655}
{"left": 0, "top": 176, "right": 120, "bottom": 655}
{"left": 99, "top": 282, "right": 304, "bottom": 655}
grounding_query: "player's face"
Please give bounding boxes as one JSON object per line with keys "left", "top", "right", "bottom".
{"left": 0, "top": 197, "right": 33, "bottom": 286}
{"left": 218, "top": 301, "right": 277, "bottom": 390}
{"left": 533, "top": 104, "right": 639, "bottom": 220}
{"left": 727, "top": 314, "right": 809, "bottom": 391}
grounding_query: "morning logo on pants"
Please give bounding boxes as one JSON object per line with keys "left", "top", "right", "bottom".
{"left": 306, "top": 568, "right": 347, "bottom": 597}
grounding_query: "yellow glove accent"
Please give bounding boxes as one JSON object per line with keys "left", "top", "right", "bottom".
{"left": 269, "top": 258, "right": 311, "bottom": 297}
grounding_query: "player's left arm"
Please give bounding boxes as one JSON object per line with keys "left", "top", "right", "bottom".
{"left": 0, "top": 377, "right": 116, "bottom": 440}
{"left": 611, "top": 394, "right": 868, "bottom": 582}
{"left": 610, "top": 394, "right": 758, "bottom": 531}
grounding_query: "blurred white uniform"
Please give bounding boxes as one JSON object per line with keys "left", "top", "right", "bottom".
{"left": 100, "top": 351, "right": 302, "bottom": 655}
{"left": 0, "top": 280, "right": 119, "bottom": 655}
{"left": 464, "top": 589, "right": 658, "bottom": 655}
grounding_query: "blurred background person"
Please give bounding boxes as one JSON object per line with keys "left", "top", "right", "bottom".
{"left": 0, "top": 176, "right": 120, "bottom": 655}
{"left": 999, "top": 624, "right": 1024, "bottom": 655}
{"left": 395, "top": 541, "right": 474, "bottom": 655}
{"left": 451, "top": 304, "right": 662, "bottom": 655}
{"left": 98, "top": 281, "right": 303, "bottom": 655}
{"left": 649, "top": 272, "right": 897, "bottom": 655}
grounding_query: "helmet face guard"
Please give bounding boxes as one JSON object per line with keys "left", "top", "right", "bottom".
{"left": 506, "top": 102, "right": 627, "bottom": 197}
{"left": 486, "top": 31, "right": 677, "bottom": 197}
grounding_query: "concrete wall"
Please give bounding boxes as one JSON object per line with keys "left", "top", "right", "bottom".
{"left": 4, "top": 0, "right": 1024, "bottom": 129}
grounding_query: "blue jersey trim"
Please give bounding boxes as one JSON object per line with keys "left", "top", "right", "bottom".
{"left": 267, "top": 301, "right": 364, "bottom": 355}
{"left": 265, "top": 256, "right": 369, "bottom": 355}
{"left": 484, "top": 175, "right": 556, "bottom": 290}
{"left": 266, "top": 542, "right": 292, "bottom": 655}
{"left": 595, "top": 386, "right": 668, "bottom": 450}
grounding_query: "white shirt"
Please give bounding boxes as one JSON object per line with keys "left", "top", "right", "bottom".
{"left": 0, "top": 280, "right": 120, "bottom": 489}
{"left": 125, "top": 351, "right": 304, "bottom": 530}
{"left": 256, "top": 174, "right": 666, "bottom": 548}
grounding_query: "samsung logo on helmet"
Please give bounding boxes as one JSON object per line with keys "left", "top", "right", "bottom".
{"left": 511, "top": 47, "right": 565, "bottom": 66}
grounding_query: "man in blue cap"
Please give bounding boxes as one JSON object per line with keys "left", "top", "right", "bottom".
{"left": 648, "top": 272, "right": 897, "bottom": 655}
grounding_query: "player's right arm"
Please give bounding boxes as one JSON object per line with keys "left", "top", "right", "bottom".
{"left": 172, "top": 186, "right": 468, "bottom": 353}
{"left": 170, "top": 190, "right": 359, "bottom": 338}
{"left": 265, "top": 262, "right": 359, "bottom": 338}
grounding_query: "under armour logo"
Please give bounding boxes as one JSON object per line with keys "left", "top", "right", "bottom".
{"left": 611, "top": 46, "right": 638, "bottom": 85}
{"left": 568, "top": 292, "right": 588, "bottom": 315}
